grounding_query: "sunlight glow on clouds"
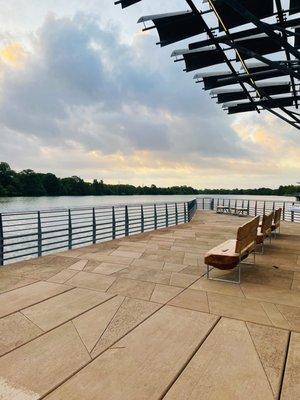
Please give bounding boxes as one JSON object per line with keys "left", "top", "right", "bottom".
{"left": 0, "top": 43, "right": 26, "bottom": 67}
{"left": 0, "top": 1, "right": 299, "bottom": 189}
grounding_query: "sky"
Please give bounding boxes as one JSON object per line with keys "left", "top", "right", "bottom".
{"left": 0, "top": 0, "right": 299, "bottom": 189}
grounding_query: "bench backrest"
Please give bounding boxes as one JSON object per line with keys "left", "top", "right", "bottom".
{"left": 274, "top": 208, "right": 282, "bottom": 227}
{"left": 261, "top": 212, "right": 273, "bottom": 236}
{"left": 235, "top": 216, "right": 260, "bottom": 254}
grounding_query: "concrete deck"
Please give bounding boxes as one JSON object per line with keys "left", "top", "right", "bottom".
{"left": 0, "top": 211, "right": 299, "bottom": 399}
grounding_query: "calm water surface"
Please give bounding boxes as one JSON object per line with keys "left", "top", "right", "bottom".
{"left": 0, "top": 194, "right": 297, "bottom": 213}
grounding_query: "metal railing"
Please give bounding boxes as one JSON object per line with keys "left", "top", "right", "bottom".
{"left": 196, "top": 197, "right": 300, "bottom": 223}
{"left": 0, "top": 199, "right": 197, "bottom": 266}
{"left": 1, "top": 196, "right": 297, "bottom": 266}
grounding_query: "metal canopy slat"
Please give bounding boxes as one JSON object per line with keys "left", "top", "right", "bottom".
{"left": 182, "top": 48, "right": 225, "bottom": 71}
{"left": 114, "top": 0, "right": 141, "bottom": 9}
{"left": 211, "top": 0, "right": 274, "bottom": 31}
{"left": 138, "top": 11, "right": 206, "bottom": 47}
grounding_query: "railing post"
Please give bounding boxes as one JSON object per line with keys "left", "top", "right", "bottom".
{"left": 92, "top": 208, "right": 96, "bottom": 244}
{"left": 247, "top": 200, "right": 250, "bottom": 215}
{"left": 175, "top": 203, "right": 178, "bottom": 225}
{"left": 125, "top": 206, "right": 129, "bottom": 236}
{"left": 283, "top": 202, "right": 286, "bottom": 221}
{"left": 263, "top": 201, "right": 266, "bottom": 215}
{"left": 165, "top": 204, "right": 169, "bottom": 227}
{"left": 184, "top": 203, "right": 187, "bottom": 223}
{"left": 254, "top": 201, "right": 258, "bottom": 216}
{"left": 0, "top": 213, "right": 4, "bottom": 266}
{"left": 211, "top": 199, "right": 215, "bottom": 211}
{"left": 202, "top": 198, "right": 204, "bottom": 210}
{"left": 68, "top": 209, "right": 72, "bottom": 250}
{"left": 37, "top": 211, "right": 42, "bottom": 257}
{"left": 154, "top": 204, "right": 157, "bottom": 230}
{"left": 112, "top": 206, "right": 116, "bottom": 239}
{"left": 141, "top": 205, "right": 144, "bottom": 233}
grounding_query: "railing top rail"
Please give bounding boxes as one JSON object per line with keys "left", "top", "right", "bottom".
{"left": 196, "top": 197, "right": 298, "bottom": 203}
{"left": 0, "top": 199, "right": 194, "bottom": 217}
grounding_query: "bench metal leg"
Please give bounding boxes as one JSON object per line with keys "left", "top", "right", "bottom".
{"left": 206, "top": 264, "right": 241, "bottom": 284}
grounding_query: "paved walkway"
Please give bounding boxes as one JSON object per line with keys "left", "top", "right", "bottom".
{"left": 0, "top": 211, "right": 299, "bottom": 399}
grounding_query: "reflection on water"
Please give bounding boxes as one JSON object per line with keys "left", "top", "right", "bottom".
{"left": 0, "top": 194, "right": 296, "bottom": 213}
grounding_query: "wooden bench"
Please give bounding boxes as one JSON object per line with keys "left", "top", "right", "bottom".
{"left": 231, "top": 207, "right": 249, "bottom": 217}
{"left": 216, "top": 205, "right": 231, "bottom": 214}
{"left": 257, "top": 212, "right": 273, "bottom": 253}
{"left": 272, "top": 208, "right": 282, "bottom": 237}
{"left": 204, "top": 216, "right": 260, "bottom": 283}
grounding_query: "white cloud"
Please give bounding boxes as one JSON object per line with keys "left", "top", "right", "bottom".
{"left": 0, "top": 4, "right": 299, "bottom": 189}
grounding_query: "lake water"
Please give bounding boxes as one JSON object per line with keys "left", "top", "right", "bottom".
{"left": 0, "top": 194, "right": 297, "bottom": 213}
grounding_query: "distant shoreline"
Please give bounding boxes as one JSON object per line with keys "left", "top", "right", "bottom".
{"left": 1, "top": 162, "right": 299, "bottom": 198}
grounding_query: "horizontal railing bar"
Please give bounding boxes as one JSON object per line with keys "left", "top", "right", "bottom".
{"left": 2, "top": 244, "right": 38, "bottom": 255}
{"left": 4, "top": 250, "right": 40, "bottom": 261}
{"left": 40, "top": 233, "right": 70, "bottom": 241}
{"left": 41, "top": 244, "right": 69, "bottom": 253}
{"left": 1, "top": 200, "right": 188, "bottom": 216}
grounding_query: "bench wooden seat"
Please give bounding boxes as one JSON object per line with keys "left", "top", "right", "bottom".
{"left": 204, "top": 239, "right": 249, "bottom": 270}
{"left": 205, "top": 216, "right": 260, "bottom": 283}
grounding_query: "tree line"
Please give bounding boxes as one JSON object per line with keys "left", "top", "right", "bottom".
{"left": 0, "top": 162, "right": 299, "bottom": 197}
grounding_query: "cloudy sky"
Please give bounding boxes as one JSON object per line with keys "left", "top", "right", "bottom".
{"left": 0, "top": 0, "right": 299, "bottom": 189}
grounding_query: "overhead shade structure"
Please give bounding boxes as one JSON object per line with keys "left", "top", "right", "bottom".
{"left": 172, "top": 46, "right": 225, "bottom": 71}
{"left": 213, "top": 82, "right": 291, "bottom": 104}
{"left": 234, "top": 34, "right": 282, "bottom": 60}
{"left": 290, "top": 0, "right": 300, "bottom": 14}
{"left": 208, "top": 0, "right": 274, "bottom": 31}
{"left": 138, "top": 11, "right": 206, "bottom": 46}
{"left": 295, "top": 27, "right": 300, "bottom": 48}
{"left": 114, "top": 0, "right": 141, "bottom": 8}
{"left": 117, "top": 0, "right": 300, "bottom": 129}
{"left": 227, "top": 97, "right": 295, "bottom": 114}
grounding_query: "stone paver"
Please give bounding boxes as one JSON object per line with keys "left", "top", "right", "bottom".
{"left": 150, "top": 284, "right": 183, "bottom": 304}
{"left": 0, "top": 322, "right": 90, "bottom": 400}
{"left": 0, "top": 281, "right": 70, "bottom": 318}
{"left": 73, "top": 296, "right": 124, "bottom": 353}
{"left": 281, "top": 332, "right": 300, "bottom": 400}
{"left": 65, "top": 271, "right": 116, "bottom": 292}
{"left": 107, "top": 277, "right": 155, "bottom": 301}
{"left": 164, "top": 318, "right": 275, "bottom": 400}
{"left": 22, "top": 288, "right": 113, "bottom": 331}
{"left": 91, "top": 297, "right": 161, "bottom": 357}
{"left": 45, "top": 307, "right": 218, "bottom": 400}
{"left": 247, "top": 322, "right": 289, "bottom": 398}
{"left": 169, "top": 289, "right": 209, "bottom": 313}
{"left": 0, "top": 313, "right": 42, "bottom": 356}
{"left": 0, "top": 211, "right": 299, "bottom": 399}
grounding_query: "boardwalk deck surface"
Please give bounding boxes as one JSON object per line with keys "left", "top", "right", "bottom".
{"left": 0, "top": 211, "right": 299, "bottom": 399}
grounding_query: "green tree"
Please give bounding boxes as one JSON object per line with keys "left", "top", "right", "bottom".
{"left": 18, "top": 169, "right": 46, "bottom": 196}
{"left": 42, "top": 173, "right": 63, "bottom": 196}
